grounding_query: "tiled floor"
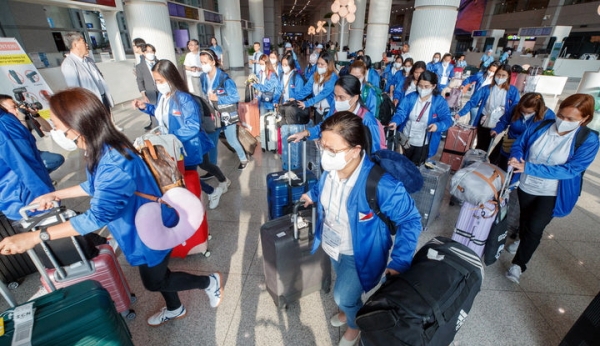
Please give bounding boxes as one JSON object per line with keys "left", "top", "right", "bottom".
{"left": 1, "top": 70, "right": 599, "bottom": 346}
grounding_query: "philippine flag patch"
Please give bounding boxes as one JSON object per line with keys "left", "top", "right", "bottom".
{"left": 359, "top": 211, "right": 374, "bottom": 221}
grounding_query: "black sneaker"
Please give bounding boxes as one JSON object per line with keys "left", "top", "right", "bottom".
{"left": 144, "top": 122, "right": 153, "bottom": 131}
{"left": 200, "top": 173, "right": 214, "bottom": 181}
{"left": 238, "top": 162, "right": 248, "bottom": 170}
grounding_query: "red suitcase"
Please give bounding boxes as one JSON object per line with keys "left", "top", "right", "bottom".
{"left": 238, "top": 101, "right": 260, "bottom": 137}
{"left": 440, "top": 150, "right": 465, "bottom": 171}
{"left": 40, "top": 244, "right": 136, "bottom": 319}
{"left": 171, "top": 170, "right": 210, "bottom": 258}
{"left": 443, "top": 124, "right": 476, "bottom": 153}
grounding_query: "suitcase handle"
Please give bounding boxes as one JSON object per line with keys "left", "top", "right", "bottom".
{"left": 292, "top": 200, "right": 316, "bottom": 240}
{"left": 286, "top": 137, "right": 308, "bottom": 186}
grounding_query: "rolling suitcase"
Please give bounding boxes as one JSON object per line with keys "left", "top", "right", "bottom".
{"left": 260, "top": 111, "right": 278, "bottom": 152}
{"left": 305, "top": 139, "right": 322, "bottom": 180}
{"left": 560, "top": 291, "right": 600, "bottom": 345}
{"left": 237, "top": 125, "right": 258, "bottom": 156}
{"left": 452, "top": 201, "right": 497, "bottom": 257}
{"left": 440, "top": 124, "right": 476, "bottom": 171}
{"left": 356, "top": 237, "right": 484, "bottom": 346}
{"left": 0, "top": 212, "right": 37, "bottom": 289}
{"left": 267, "top": 140, "right": 318, "bottom": 220}
{"left": 260, "top": 201, "right": 331, "bottom": 308}
{"left": 0, "top": 279, "right": 134, "bottom": 345}
{"left": 409, "top": 161, "right": 451, "bottom": 230}
{"left": 280, "top": 124, "right": 306, "bottom": 171}
{"left": 171, "top": 170, "right": 210, "bottom": 258}
{"left": 238, "top": 101, "right": 260, "bottom": 137}
{"left": 19, "top": 204, "right": 136, "bottom": 320}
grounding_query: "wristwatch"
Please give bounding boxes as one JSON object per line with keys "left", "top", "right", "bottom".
{"left": 39, "top": 229, "right": 50, "bottom": 242}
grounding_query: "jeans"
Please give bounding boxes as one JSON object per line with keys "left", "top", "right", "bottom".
{"left": 198, "top": 153, "right": 226, "bottom": 182}
{"left": 138, "top": 252, "right": 210, "bottom": 310}
{"left": 331, "top": 255, "right": 364, "bottom": 329}
{"left": 40, "top": 151, "right": 64, "bottom": 173}
{"left": 206, "top": 130, "right": 220, "bottom": 165}
{"left": 185, "top": 165, "right": 219, "bottom": 195}
{"left": 224, "top": 124, "right": 247, "bottom": 162}
{"left": 512, "top": 188, "right": 556, "bottom": 272}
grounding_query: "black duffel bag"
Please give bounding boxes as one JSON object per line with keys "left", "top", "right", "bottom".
{"left": 278, "top": 101, "right": 310, "bottom": 125}
{"left": 356, "top": 236, "right": 484, "bottom": 346}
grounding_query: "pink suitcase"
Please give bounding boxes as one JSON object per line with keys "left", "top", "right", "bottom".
{"left": 40, "top": 243, "right": 136, "bottom": 320}
{"left": 452, "top": 201, "right": 497, "bottom": 257}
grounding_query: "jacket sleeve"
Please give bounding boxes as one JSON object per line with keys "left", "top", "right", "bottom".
{"left": 365, "top": 88, "right": 378, "bottom": 117}
{"left": 173, "top": 93, "right": 201, "bottom": 142}
{"left": 509, "top": 122, "right": 533, "bottom": 161}
{"left": 525, "top": 129, "right": 599, "bottom": 180}
{"left": 253, "top": 72, "right": 278, "bottom": 93}
{"left": 136, "top": 64, "right": 145, "bottom": 93}
{"left": 461, "top": 74, "right": 478, "bottom": 87}
{"left": 378, "top": 176, "right": 422, "bottom": 273}
{"left": 304, "top": 75, "right": 338, "bottom": 108}
{"left": 390, "top": 95, "right": 413, "bottom": 127}
{"left": 70, "top": 162, "right": 137, "bottom": 235}
{"left": 140, "top": 100, "right": 157, "bottom": 116}
{"left": 289, "top": 73, "right": 306, "bottom": 101}
{"left": 217, "top": 75, "right": 240, "bottom": 105}
{"left": 294, "top": 77, "right": 314, "bottom": 101}
{"left": 433, "top": 97, "right": 453, "bottom": 132}
{"left": 458, "top": 86, "right": 483, "bottom": 117}
{"left": 492, "top": 109, "right": 513, "bottom": 133}
{"left": 61, "top": 59, "right": 80, "bottom": 88}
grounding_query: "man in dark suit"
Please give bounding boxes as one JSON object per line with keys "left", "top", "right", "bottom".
{"left": 136, "top": 43, "right": 158, "bottom": 130}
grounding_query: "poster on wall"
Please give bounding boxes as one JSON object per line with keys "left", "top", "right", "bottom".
{"left": 0, "top": 38, "right": 53, "bottom": 119}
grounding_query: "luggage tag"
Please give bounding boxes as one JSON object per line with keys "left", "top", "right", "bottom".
{"left": 12, "top": 302, "right": 35, "bottom": 346}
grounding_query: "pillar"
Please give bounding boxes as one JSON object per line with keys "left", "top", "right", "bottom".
{"left": 101, "top": 11, "right": 126, "bottom": 61}
{"left": 249, "top": 0, "right": 265, "bottom": 45}
{"left": 124, "top": 0, "right": 176, "bottom": 64}
{"left": 274, "top": 0, "right": 282, "bottom": 45}
{"left": 218, "top": 0, "right": 244, "bottom": 70}
{"left": 364, "top": 0, "right": 392, "bottom": 59}
{"left": 516, "top": 37, "right": 526, "bottom": 52}
{"left": 264, "top": 0, "right": 275, "bottom": 43}
{"left": 409, "top": 0, "right": 460, "bottom": 62}
{"left": 401, "top": 9, "right": 412, "bottom": 44}
{"left": 347, "top": 0, "right": 367, "bottom": 51}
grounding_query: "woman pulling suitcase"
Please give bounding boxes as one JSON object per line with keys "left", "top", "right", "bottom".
{"left": 0, "top": 88, "right": 223, "bottom": 327}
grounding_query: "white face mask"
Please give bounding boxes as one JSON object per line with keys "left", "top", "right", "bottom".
{"left": 335, "top": 99, "right": 352, "bottom": 112}
{"left": 433, "top": 58, "right": 440, "bottom": 63}
{"left": 282, "top": 65, "right": 291, "bottom": 74}
{"left": 317, "top": 67, "right": 327, "bottom": 75}
{"left": 321, "top": 150, "right": 350, "bottom": 171}
{"left": 495, "top": 77, "right": 507, "bottom": 85}
{"left": 270, "top": 58, "right": 277, "bottom": 66}
{"left": 417, "top": 87, "right": 433, "bottom": 98}
{"left": 50, "top": 129, "right": 78, "bottom": 151}
{"left": 156, "top": 82, "right": 171, "bottom": 95}
{"left": 555, "top": 118, "right": 581, "bottom": 133}
{"left": 259, "top": 64, "right": 266, "bottom": 72}
{"left": 442, "top": 61, "right": 449, "bottom": 67}
{"left": 393, "top": 62, "right": 402, "bottom": 69}
{"left": 145, "top": 53, "right": 155, "bottom": 61}
{"left": 404, "top": 66, "right": 412, "bottom": 72}
{"left": 201, "top": 63, "right": 212, "bottom": 73}
{"left": 522, "top": 112, "right": 535, "bottom": 121}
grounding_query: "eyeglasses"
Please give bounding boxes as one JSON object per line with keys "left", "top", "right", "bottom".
{"left": 316, "top": 140, "right": 352, "bottom": 157}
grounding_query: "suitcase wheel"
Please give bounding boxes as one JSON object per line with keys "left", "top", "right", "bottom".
{"left": 130, "top": 293, "right": 137, "bottom": 304}
{"left": 123, "top": 309, "right": 136, "bottom": 320}
{"left": 203, "top": 251, "right": 211, "bottom": 258}
{"left": 209, "top": 234, "right": 212, "bottom": 240}
{"left": 8, "top": 281, "right": 19, "bottom": 290}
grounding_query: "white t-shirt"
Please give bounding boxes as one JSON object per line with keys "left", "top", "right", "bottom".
{"left": 403, "top": 97, "right": 431, "bottom": 146}
{"left": 313, "top": 76, "right": 330, "bottom": 113}
{"left": 184, "top": 52, "right": 201, "bottom": 77}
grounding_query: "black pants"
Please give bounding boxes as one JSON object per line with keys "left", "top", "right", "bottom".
{"left": 186, "top": 153, "right": 226, "bottom": 182}
{"left": 404, "top": 144, "right": 429, "bottom": 166}
{"left": 475, "top": 126, "right": 493, "bottom": 152}
{"left": 138, "top": 252, "right": 210, "bottom": 310}
{"left": 512, "top": 188, "right": 556, "bottom": 272}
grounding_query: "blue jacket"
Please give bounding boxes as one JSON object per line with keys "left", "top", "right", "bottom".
{"left": 0, "top": 111, "right": 54, "bottom": 220}
{"left": 494, "top": 108, "right": 556, "bottom": 141}
{"left": 307, "top": 157, "right": 422, "bottom": 292}
{"left": 431, "top": 62, "right": 455, "bottom": 90}
{"left": 480, "top": 54, "right": 494, "bottom": 68}
{"left": 382, "top": 66, "right": 403, "bottom": 93}
{"left": 295, "top": 73, "right": 339, "bottom": 112}
{"left": 391, "top": 93, "right": 454, "bottom": 158}
{"left": 304, "top": 64, "right": 317, "bottom": 80}
{"left": 367, "top": 68, "right": 381, "bottom": 89}
{"left": 323, "top": 105, "right": 384, "bottom": 153}
{"left": 70, "top": 147, "right": 177, "bottom": 267}
{"left": 393, "top": 79, "right": 414, "bottom": 105}
{"left": 277, "top": 70, "right": 306, "bottom": 103}
{"left": 461, "top": 71, "right": 490, "bottom": 93}
{"left": 426, "top": 61, "right": 437, "bottom": 72}
{"left": 360, "top": 83, "right": 380, "bottom": 120}
{"left": 142, "top": 91, "right": 211, "bottom": 166}
{"left": 200, "top": 68, "right": 240, "bottom": 106}
{"left": 458, "top": 85, "right": 521, "bottom": 127}
{"left": 510, "top": 122, "right": 599, "bottom": 217}
{"left": 252, "top": 70, "right": 280, "bottom": 111}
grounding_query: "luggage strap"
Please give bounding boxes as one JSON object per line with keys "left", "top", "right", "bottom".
{"left": 365, "top": 165, "right": 397, "bottom": 235}
{"left": 472, "top": 167, "right": 504, "bottom": 201}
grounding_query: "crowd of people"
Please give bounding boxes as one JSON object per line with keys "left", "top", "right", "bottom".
{"left": 0, "top": 31, "right": 598, "bottom": 346}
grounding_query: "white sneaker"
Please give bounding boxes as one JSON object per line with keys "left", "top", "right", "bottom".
{"left": 208, "top": 186, "right": 223, "bottom": 209}
{"left": 205, "top": 273, "right": 223, "bottom": 308}
{"left": 507, "top": 240, "right": 520, "bottom": 254}
{"left": 219, "top": 178, "right": 231, "bottom": 194}
{"left": 147, "top": 305, "right": 186, "bottom": 326}
{"left": 505, "top": 264, "right": 522, "bottom": 284}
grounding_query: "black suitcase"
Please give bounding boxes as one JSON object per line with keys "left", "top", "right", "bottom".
{"left": 560, "top": 291, "right": 600, "bottom": 345}
{"left": 0, "top": 213, "right": 37, "bottom": 288}
{"left": 356, "top": 237, "right": 484, "bottom": 346}
{"left": 260, "top": 201, "right": 331, "bottom": 308}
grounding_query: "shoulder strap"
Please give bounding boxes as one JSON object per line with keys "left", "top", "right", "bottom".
{"left": 366, "top": 165, "right": 397, "bottom": 236}
{"left": 575, "top": 126, "right": 593, "bottom": 150}
{"left": 533, "top": 119, "right": 554, "bottom": 133}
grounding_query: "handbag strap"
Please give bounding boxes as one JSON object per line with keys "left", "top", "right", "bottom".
{"left": 134, "top": 191, "right": 169, "bottom": 205}
{"left": 416, "top": 101, "right": 430, "bottom": 122}
{"left": 143, "top": 140, "right": 158, "bottom": 160}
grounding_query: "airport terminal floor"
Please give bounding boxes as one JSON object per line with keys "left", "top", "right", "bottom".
{"left": 1, "top": 66, "right": 599, "bottom": 345}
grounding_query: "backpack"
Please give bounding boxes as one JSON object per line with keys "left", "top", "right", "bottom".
{"left": 379, "top": 93, "right": 396, "bottom": 126}
{"left": 191, "top": 94, "right": 218, "bottom": 133}
{"left": 365, "top": 150, "right": 424, "bottom": 235}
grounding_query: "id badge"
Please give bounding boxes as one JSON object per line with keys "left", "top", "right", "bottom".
{"left": 321, "top": 223, "right": 341, "bottom": 261}
{"left": 524, "top": 175, "right": 545, "bottom": 190}
{"left": 441, "top": 76, "right": 449, "bottom": 85}
{"left": 409, "top": 121, "right": 427, "bottom": 143}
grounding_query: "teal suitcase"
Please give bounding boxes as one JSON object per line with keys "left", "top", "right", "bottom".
{"left": 0, "top": 280, "right": 133, "bottom": 345}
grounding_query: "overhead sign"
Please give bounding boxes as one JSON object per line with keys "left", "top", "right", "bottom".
{"left": 519, "top": 27, "right": 553, "bottom": 37}
{"left": 0, "top": 38, "right": 53, "bottom": 119}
